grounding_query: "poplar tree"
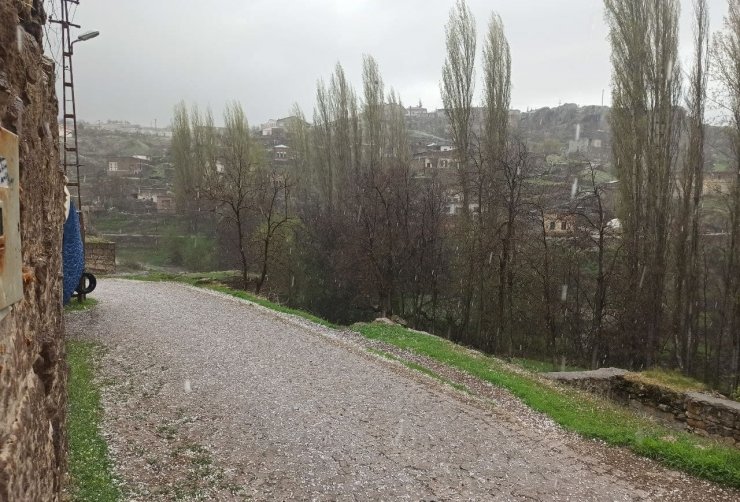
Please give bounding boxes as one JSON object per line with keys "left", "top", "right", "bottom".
{"left": 713, "top": 0, "right": 740, "bottom": 389}
{"left": 605, "top": 0, "right": 682, "bottom": 367}
{"left": 441, "top": 0, "right": 477, "bottom": 339}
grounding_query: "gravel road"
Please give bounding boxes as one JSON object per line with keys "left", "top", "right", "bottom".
{"left": 66, "top": 279, "right": 738, "bottom": 501}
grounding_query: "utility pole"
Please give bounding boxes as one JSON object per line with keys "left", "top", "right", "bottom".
{"left": 50, "top": 0, "right": 99, "bottom": 302}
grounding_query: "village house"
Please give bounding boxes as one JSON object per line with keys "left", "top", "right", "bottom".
{"left": 260, "top": 116, "right": 304, "bottom": 138}
{"left": 108, "top": 155, "right": 151, "bottom": 177}
{"left": 543, "top": 212, "right": 577, "bottom": 236}
{"left": 411, "top": 144, "right": 458, "bottom": 175}
{"left": 133, "top": 187, "right": 175, "bottom": 213}
{"left": 272, "top": 144, "right": 290, "bottom": 163}
{"left": 406, "top": 102, "right": 428, "bottom": 117}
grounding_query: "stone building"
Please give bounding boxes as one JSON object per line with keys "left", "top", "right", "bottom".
{"left": 0, "top": 1, "right": 67, "bottom": 500}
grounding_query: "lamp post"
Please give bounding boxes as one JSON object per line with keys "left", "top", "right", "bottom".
{"left": 71, "top": 30, "right": 100, "bottom": 54}
{"left": 65, "top": 28, "right": 100, "bottom": 302}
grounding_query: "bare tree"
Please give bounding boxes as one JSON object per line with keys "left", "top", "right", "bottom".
{"left": 172, "top": 101, "right": 202, "bottom": 231}
{"left": 442, "top": 0, "right": 476, "bottom": 217}
{"left": 481, "top": 13, "right": 512, "bottom": 350}
{"left": 712, "top": 0, "right": 740, "bottom": 390}
{"left": 254, "top": 170, "right": 293, "bottom": 294}
{"left": 571, "top": 162, "right": 623, "bottom": 368}
{"left": 673, "top": 0, "right": 709, "bottom": 372}
{"left": 199, "top": 103, "right": 259, "bottom": 290}
{"left": 441, "top": 0, "right": 477, "bottom": 340}
{"left": 605, "top": 0, "right": 682, "bottom": 367}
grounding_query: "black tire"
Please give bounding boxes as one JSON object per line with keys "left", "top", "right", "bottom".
{"left": 75, "top": 272, "right": 97, "bottom": 295}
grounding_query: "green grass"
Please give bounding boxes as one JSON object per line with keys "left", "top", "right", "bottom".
{"left": 115, "top": 246, "right": 170, "bottom": 269}
{"left": 511, "top": 357, "right": 584, "bottom": 373}
{"left": 122, "top": 272, "right": 337, "bottom": 328}
{"left": 90, "top": 212, "right": 165, "bottom": 235}
{"left": 579, "top": 168, "right": 616, "bottom": 184}
{"left": 64, "top": 297, "right": 99, "bottom": 312}
{"left": 353, "top": 322, "right": 740, "bottom": 488}
{"left": 636, "top": 369, "right": 709, "bottom": 393}
{"left": 713, "top": 161, "right": 730, "bottom": 172}
{"left": 368, "top": 348, "right": 470, "bottom": 394}
{"left": 67, "top": 341, "right": 120, "bottom": 501}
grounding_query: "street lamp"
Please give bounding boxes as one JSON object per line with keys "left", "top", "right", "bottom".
{"left": 76, "top": 30, "right": 99, "bottom": 42}
{"left": 70, "top": 30, "right": 99, "bottom": 53}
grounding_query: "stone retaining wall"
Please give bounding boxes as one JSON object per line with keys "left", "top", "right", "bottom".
{"left": 546, "top": 368, "right": 740, "bottom": 445}
{"left": 0, "top": 2, "right": 67, "bottom": 500}
{"left": 86, "top": 241, "right": 116, "bottom": 274}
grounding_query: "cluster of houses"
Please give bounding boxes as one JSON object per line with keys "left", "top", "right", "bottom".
{"left": 104, "top": 154, "right": 175, "bottom": 213}
{"left": 95, "top": 106, "right": 735, "bottom": 230}
{"left": 86, "top": 120, "right": 172, "bottom": 137}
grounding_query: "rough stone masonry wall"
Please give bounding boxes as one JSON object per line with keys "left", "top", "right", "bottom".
{"left": 0, "top": 1, "right": 67, "bottom": 500}
{"left": 547, "top": 368, "right": 740, "bottom": 445}
{"left": 85, "top": 241, "right": 116, "bottom": 274}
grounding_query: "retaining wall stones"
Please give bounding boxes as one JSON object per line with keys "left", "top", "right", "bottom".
{"left": 86, "top": 240, "right": 116, "bottom": 274}
{"left": 546, "top": 368, "right": 740, "bottom": 445}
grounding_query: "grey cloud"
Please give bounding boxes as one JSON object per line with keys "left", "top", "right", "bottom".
{"left": 53, "top": 0, "right": 728, "bottom": 127}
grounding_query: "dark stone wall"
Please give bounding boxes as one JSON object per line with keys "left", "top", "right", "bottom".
{"left": 0, "top": 1, "right": 67, "bottom": 500}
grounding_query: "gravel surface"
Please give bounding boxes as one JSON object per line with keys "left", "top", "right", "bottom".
{"left": 66, "top": 279, "right": 739, "bottom": 501}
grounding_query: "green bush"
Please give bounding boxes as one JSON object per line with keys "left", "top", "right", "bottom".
{"left": 161, "top": 226, "right": 217, "bottom": 271}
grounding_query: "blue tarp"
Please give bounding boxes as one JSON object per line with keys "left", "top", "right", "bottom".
{"left": 62, "top": 201, "right": 84, "bottom": 304}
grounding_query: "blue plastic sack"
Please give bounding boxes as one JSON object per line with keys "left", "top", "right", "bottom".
{"left": 62, "top": 201, "right": 84, "bottom": 304}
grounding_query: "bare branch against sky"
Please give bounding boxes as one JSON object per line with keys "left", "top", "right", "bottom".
{"left": 46, "top": 0, "right": 728, "bottom": 126}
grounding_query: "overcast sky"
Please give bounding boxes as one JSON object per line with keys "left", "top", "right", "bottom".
{"left": 47, "top": 0, "right": 729, "bottom": 128}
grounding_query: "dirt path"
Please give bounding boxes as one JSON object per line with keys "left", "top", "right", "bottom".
{"left": 66, "top": 279, "right": 737, "bottom": 501}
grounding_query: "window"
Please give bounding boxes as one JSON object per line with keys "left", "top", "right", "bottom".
{"left": 549, "top": 221, "right": 556, "bottom": 230}
{"left": 108, "top": 161, "right": 118, "bottom": 171}
{"left": 561, "top": 221, "right": 567, "bottom": 230}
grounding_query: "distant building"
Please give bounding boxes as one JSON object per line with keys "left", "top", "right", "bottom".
{"left": 406, "top": 104, "right": 428, "bottom": 117}
{"left": 107, "top": 155, "right": 151, "bottom": 176}
{"left": 273, "top": 144, "right": 290, "bottom": 162}
{"left": 544, "top": 212, "right": 576, "bottom": 236}
{"left": 412, "top": 149, "right": 457, "bottom": 173}
{"left": 260, "top": 116, "right": 301, "bottom": 137}
{"left": 133, "top": 187, "right": 175, "bottom": 212}
{"left": 87, "top": 120, "right": 172, "bottom": 137}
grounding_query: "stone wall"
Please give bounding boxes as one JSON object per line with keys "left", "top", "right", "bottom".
{"left": 546, "top": 368, "right": 740, "bottom": 445}
{"left": 86, "top": 241, "right": 116, "bottom": 274}
{"left": 0, "top": 1, "right": 67, "bottom": 500}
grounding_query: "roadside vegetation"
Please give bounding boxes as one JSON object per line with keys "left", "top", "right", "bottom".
{"left": 635, "top": 369, "right": 710, "bottom": 394}
{"left": 66, "top": 340, "right": 120, "bottom": 501}
{"left": 125, "top": 271, "right": 740, "bottom": 488}
{"left": 355, "top": 322, "right": 740, "bottom": 488}
{"left": 64, "top": 297, "right": 99, "bottom": 313}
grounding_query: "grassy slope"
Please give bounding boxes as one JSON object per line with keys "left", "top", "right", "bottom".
{"left": 123, "top": 272, "right": 740, "bottom": 488}
{"left": 355, "top": 323, "right": 740, "bottom": 488}
{"left": 67, "top": 340, "right": 120, "bottom": 501}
